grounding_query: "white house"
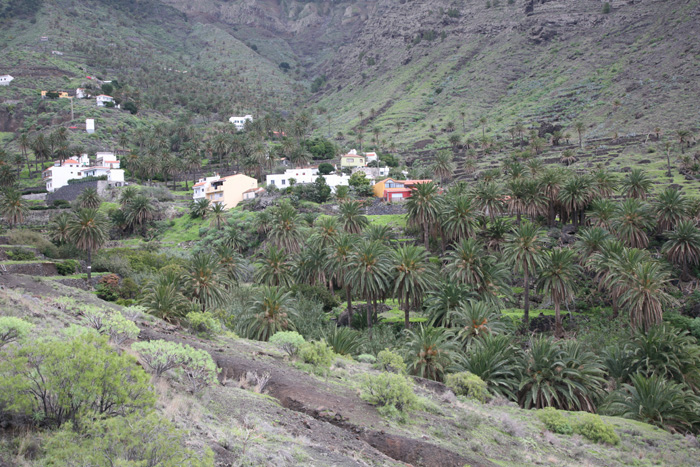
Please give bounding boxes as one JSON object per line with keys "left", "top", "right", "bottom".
{"left": 78, "top": 154, "right": 90, "bottom": 166}
{"left": 322, "top": 174, "right": 351, "bottom": 193}
{"left": 79, "top": 167, "right": 124, "bottom": 186}
{"left": 76, "top": 88, "right": 87, "bottom": 99}
{"left": 229, "top": 115, "right": 253, "bottom": 131}
{"left": 95, "top": 152, "right": 119, "bottom": 168}
{"left": 96, "top": 95, "right": 114, "bottom": 107}
{"left": 0, "top": 75, "right": 14, "bottom": 86}
{"left": 86, "top": 118, "right": 95, "bottom": 134}
{"left": 242, "top": 187, "right": 266, "bottom": 200}
{"left": 365, "top": 152, "right": 378, "bottom": 163}
{"left": 43, "top": 159, "right": 82, "bottom": 192}
{"left": 266, "top": 167, "right": 319, "bottom": 188}
{"left": 192, "top": 174, "right": 221, "bottom": 200}
{"left": 351, "top": 166, "right": 390, "bottom": 181}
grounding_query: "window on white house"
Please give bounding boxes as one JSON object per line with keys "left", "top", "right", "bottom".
{"left": 281, "top": 180, "right": 286, "bottom": 185}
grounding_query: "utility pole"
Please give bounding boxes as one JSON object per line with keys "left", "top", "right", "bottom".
{"left": 70, "top": 97, "right": 74, "bottom": 120}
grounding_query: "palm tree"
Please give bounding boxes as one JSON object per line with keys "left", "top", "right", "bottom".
{"left": 538, "top": 168, "right": 565, "bottom": 226}
{"left": 183, "top": 251, "right": 230, "bottom": 311}
{"left": 209, "top": 203, "right": 227, "bottom": 230}
{"left": 406, "top": 182, "right": 443, "bottom": 250}
{"left": 338, "top": 200, "right": 369, "bottom": 234}
{"left": 440, "top": 195, "right": 479, "bottom": 245}
{"left": 560, "top": 149, "right": 577, "bottom": 166}
{"left": 676, "top": 129, "right": 691, "bottom": 154}
{"left": 653, "top": 187, "right": 689, "bottom": 233}
{"left": 239, "top": 287, "right": 298, "bottom": 341}
{"left": 403, "top": 325, "right": 458, "bottom": 382}
{"left": 255, "top": 245, "right": 295, "bottom": 288}
{"left": 502, "top": 221, "right": 548, "bottom": 327}
{"left": 119, "top": 186, "right": 139, "bottom": 207}
{"left": 613, "top": 258, "right": 676, "bottom": 330}
{"left": 345, "top": 240, "right": 393, "bottom": 336}
{"left": 68, "top": 208, "right": 109, "bottom": 281}
{"left": 293, "top": 243, "right": 329, "bottom": 287}
{"left": 425, "top": 282, "right": 472, "bottom": 327}
{"left": 432, "top": 151, "right": 455, "bottom": 184}
{"left": 536, "top": 248, "right": 581, "bottom": 337}
{"left": 573, "top": 121, "right": 585, "bottom": 148}
{"left": 217, "top": 244, "right": 248, "bottom": 284}
{"left": 393, "top": 245, "right": 437, "bottom": 329}
{"left": 325, "top": 233, "right": 359, "bottom": 321}
{"left": 472, "top": 180, "right": 504, "bottom": 222}
{"left": 591, "top": 168, "right": 618, "bottom": 199}
{"left": 140, "top": 273, "right": 187, "bottom": 322}
{"left": 0, "top": 188, "right": 28, "bottom": 227}
{"left": 574, "top": 226, "right": 611, "bottom": 265}
{"left": 125, "top": 194, "right": 156, "bottom": 232}
{"left": 558, "top": 174, "right": 592, "bottom": 227}
{"left": 49, "top": 212, "right": 72, "bottom": 245}
{"left": 479, "top": 116, "right": 487, "bottom": 139}
{"left": 364, "top": 224, "right": 396, "bottom": 246}
{"left": 190, "top": 198, "right": 210, "bottom": 219}
{"left": 267, "top": 201, "right": 304, "bottom": 253}
{"left": 310, "top": 216, "right": 340, "bottom": 250}
{"left": 588, "top": 198, "right": 616, "bottom": 229}
{"left": 620, "top": 169, "right": 653, "bottom": 200}
{"left": 611, "top": 198, "right": 655, "bottom": 248}
{"left": 662, "top": 220, "right": 700, "bottom": 281}
{"left": 448, "top": 300, "right": 507, "bottom": 347}
{"left": 457, "top": 334, "right": 522, "bottom": 399}
{"left": 75, "top": 187, "right": 102, "bottom": 209}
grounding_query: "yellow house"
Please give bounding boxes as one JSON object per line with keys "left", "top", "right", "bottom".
{"left": 205, "top": 173, "right": 258, "bottom": 209}
{"left": 340, "top": 153, "right": 366, "bottom": 169}
{"left": 41, "top": 91, "right": 70, "bottom": 98}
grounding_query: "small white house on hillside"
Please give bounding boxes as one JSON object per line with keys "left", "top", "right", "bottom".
{"left": 96, "top": 95, "right": 114, "bottom": 107}
{"left": 86, "top": 118, "right": 95, "bottom": 134}
{"left": 229, "top": 115, "right": 253, "bottom": 131}
{"left": 76, "top": 88, "right": 87, "bottom": 99}
{"left": 266, "top": 167, "right": 319, "bottom": 188}
{"left": 0, "top": 75, "right": 14, "bottom": 86}
{"left": 95, "top": 152, "right": 119, "bottom": 169}
{"left": 192, "top": 175, "right": 221, "bottom": 200}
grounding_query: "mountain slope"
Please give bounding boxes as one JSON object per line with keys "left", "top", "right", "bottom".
{"left": 160, "top": 0, "right": 700, "bottom": 146}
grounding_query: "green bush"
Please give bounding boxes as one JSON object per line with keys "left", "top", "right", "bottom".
{"left": 356, "top": 354, "right": 377, "bottom": 364}
{"left": 537, "top": 407, "right": 573, "bottom": 435}
{"left": 7, "top": 248, "right": 35, "bottom": 261}
{"left": 269, "top": 331, "right": 306, "bottom": 356}
{"left": 324, "top": 326, "right": 361, "bottom": 355}
{"left": 105, "top": 312, "right": 140, "bottom": 346}
{"left": 56, "top": 259, "right": 79, "bottom": 276}
{"left": 299, "top": 340, "right": 335, "bottom": 368}
{"left": 0, "top": 334, "right": 155, "bottom": 427}
{"left": 361, "top": 372, "right": 418, "bottom": 418}
{"left": 186, "top": 311, "right": 222, "bottom": 338}
{"left": 602, "top": 2, "right": 611, "bottom": 13}
{"left": 6, "top": 230, "right": 57, "bottom": 258}
{"left": 120, "top": 277, "right": 139, "bottom": 299}
{"left": 445, "top": 371, "right": 489, "bottom": 402}
{"left": 290, "top": 284, "right": 339, "bottom": 312}
{"left": 374, "top": 349, "right": 407, "bottom": 374}
{"left": 573, "top": 413, "right": 620, "bottom": 445}
{"left": 42, "top": 412, "right": 213, "bottom": 466}
{"left": 0, "top": 317, "right": 33, "bottom": 348}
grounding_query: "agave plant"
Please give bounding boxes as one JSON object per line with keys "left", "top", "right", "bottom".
{"left": 456, "top": 334, "right": 522, "bottom": 400}
{"left": 518, "top": 336, "right": 605, "bottom": 412}
{"left": 402, "top": 325, "right": 458, "bottom": 382}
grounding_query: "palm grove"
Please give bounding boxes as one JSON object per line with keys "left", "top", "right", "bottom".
{"left": 2, "top": 124, "right": 700, "bottom": 438}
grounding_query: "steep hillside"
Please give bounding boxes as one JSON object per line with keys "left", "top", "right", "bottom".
{"left": 160, "top": 0, "right": 700, "bottom": 146}
{"left": 1, "top": 273, "right": 699, "bottom": 466}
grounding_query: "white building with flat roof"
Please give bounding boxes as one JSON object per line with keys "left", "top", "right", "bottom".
{"left": 0, "top": 75, "right": 14, "bottom": 86}
{"left": 86, "top": 118, "right": 95, "bottom": 134}
{"left": 43, "top": 159, "right": 82, "bottom": 192}
{"left": 96, "top": 95, "right": 114, "bottom": 107}
{"left": 229, "top": 115, "right": 253, "bottom": 131}
{"left": 266, "top": 167, "right": 319, "bottom": 188}
{"left": 192, "top": 174, "right": 221, "bottom": 200}
{"left": 95, "top": 152, "right": 119, "bottom": 168}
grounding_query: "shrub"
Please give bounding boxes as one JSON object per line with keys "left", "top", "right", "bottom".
{"left": 186, "top": 311, "right": 222, "bottom": 338}
{"left": 445, "top": 371, "right": 489, "bottom": 402}
{"left": 132, "top": 340, "right": 190, "bottom": 377}
{"left": 0, "top": 317, "right": 33, "bottom": 348}
{"left": 602, "top": 2, "right": 611, "bottom": 13}
{"left": 269, "top": 331, "right": 306, "bottom": 356}
{"left": 180, "top": 346, "right": 219, "bottom": 393}
{"left": 361, "top": 372, "right": 418, "bottom": 418}
{"left": 7, "top": 248, "right": 35, "bottom": 261}
{"left": 7, "top": 230, "right": 57, "bottom": 258}
{"left": 573, "top": 413, "right": 620, "bottom": 445}
{"left": 106, "top": 312, "right": 140, "bottom": 345}
{"left": 298, "top": 340, "right": 335, "bottom": 368}
{"left": 119, "top": 277, "right": 139, "bottom": 299}
{"left": 374, "top": 349, "right": 407, "bottom": 374}
{"left": 318, "top": 162, "right": 334, "bottom": 175}
{"left": 0, "top": 334, "right": 155, "bottom": 427}
{"left": 537, "top": 407, "right": 573, "bottom": 435}
{"left": 290, "top": 284, "right": 339, "bottom": 312}
{"left": 41, "top": 412, "right": 212, "bottom": 466}
{"left": 356, "top": 354, "right": 377, "bottom": 364}
{"left": 56, "top": 259, "right": 79, "bottom": 276}
{"left": 96, "top": 274, "right": 121, "bottom": 301}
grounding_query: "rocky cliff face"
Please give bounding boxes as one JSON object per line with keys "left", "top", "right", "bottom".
{"left": 160, "top": 0, "right": 700, "bottom": 140}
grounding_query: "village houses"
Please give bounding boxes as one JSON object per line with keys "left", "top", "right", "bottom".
{"left": 372, "top": 178, "right": 433, "bottom": 202}
{"left": 340, "top": 149, "right": 366, "bottom": 169}
{"left": 229, "top": 115, "right": 253, "bottom": 131}
{"left": 96, "top": 95, "right": 115, "bottom": 107}
{"left": 204, "top": 174, "right": 259, "bottom": 209}
{"left": 43, "top": 152, "right": 124, "bottom": 192}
